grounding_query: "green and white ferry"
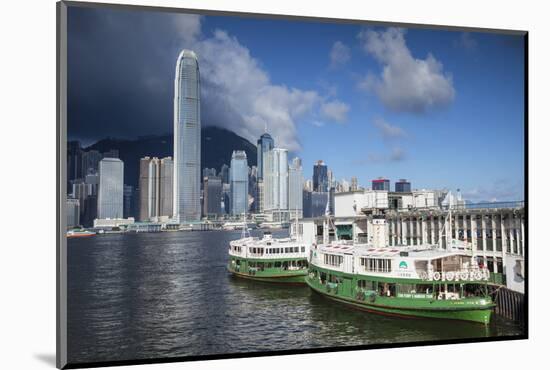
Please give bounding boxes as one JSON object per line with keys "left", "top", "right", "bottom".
{"left": 306, "top": 215, "right": 495, "bottom": 324}
{"left": 228, "top": 221, "right": 310, "bottom": 283}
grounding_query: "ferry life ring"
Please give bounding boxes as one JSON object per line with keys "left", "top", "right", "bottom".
{"left": 446, "top": 272, "right": 455, "bottom": 281}
{"left": 460, "top": 271, "right": 469, "bottom": 280}
{"left": 419, "top": 271, "right": 428, "bottom": 280}
{"left": 433, "top": 272, "right": 441, "bottom": 281}
{"left": 474, "top": 271, "right": 483, "bottom": 281}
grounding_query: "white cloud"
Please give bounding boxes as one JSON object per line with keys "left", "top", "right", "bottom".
{"left": 321, "top": 100, "right": 350, "bottom": 123}
{"left": 373, "top": 117, "right": 406, "bottom": 139}
{"left": 171, "top": 17, "right": 347, "bottom": 152}
{"left": 329, "top": 41, "right": 351, "bottom": 68}
{"left": 357, "top": 27, "right": 455, "bottom": 113}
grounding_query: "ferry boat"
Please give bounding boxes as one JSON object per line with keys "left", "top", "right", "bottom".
{"left": 227, "top": 215, "right": 309, "bottom": 283}
{"left": 306, "top": 213, "right": 495, "bottom": 324}
{"left": 66, "top": 229, "right": 96, "bottom": 238}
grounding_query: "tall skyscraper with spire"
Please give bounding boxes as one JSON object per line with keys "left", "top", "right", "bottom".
{"left": 173, "top": 50, "right": 201, "bottom": 223}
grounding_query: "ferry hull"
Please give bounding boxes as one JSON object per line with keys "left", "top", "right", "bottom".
{"left": 228, "top": 266, "right": 306, "bottom": 284}
{"left": 306, "top": 277, "right": 494, "bottom": 324}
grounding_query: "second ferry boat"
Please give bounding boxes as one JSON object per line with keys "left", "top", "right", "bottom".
{"left": 228, "top": 216, "right": 310, "bottom": 283}
{"left": 306, "top": 211, "right": 495, "bottom": 324}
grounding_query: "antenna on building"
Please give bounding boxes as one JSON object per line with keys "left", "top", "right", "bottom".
{"left": 264, "top": 121, "right": 268, "bottom": 133}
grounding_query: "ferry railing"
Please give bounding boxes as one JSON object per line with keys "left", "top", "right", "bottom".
{"left": 366, "top": 200, "right": 525, "bottom": 214}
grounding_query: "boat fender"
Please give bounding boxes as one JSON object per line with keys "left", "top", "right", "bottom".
{"left": 433, "top": 272, "right": 441, "bottom": 281}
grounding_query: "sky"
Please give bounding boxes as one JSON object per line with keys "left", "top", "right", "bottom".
{"left": 67, "top": 5, "right": 525, "bottom": 202}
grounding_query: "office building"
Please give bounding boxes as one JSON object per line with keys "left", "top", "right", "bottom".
{"left": 203, "top": 176, "right": 222, "bottom": 217}
{"left": 313, "top": 160, "right": 328, "bottom": 192}
{"left": 395, "top": 179, "right": 412, "bottom": 193}
{"left": 97, "top": 158, "right": 124, "bottom": 219}
{"left": 351, "top": 176, "right": 358, "bottom": 191}
{"left": 256, "top": 131, "right": 274, "bottom": 180}
{"left": 288, "top": 157, "right": 303, "bottom": 219}
{"left": 230, "top": 151, "right": 249, "bottom": 216}
{"left": 139, "top": 156, "right": 173, "bottom": 221}
{"left": 220, "top": 164, "right": 229, "bottom": 184}
{"left": 372, "top": 177, "right": 390, "bottom": 191}
{"left": 173, "top": 49, "right": 201, "bottom": 223}
{"left": 66, "top": 198, "right": 80, "bottom": 228}
{"left": 264, "top": 148, "right": 289, "bottom": 221}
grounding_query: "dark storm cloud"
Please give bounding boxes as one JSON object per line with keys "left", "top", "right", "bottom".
{"left": 67, "top": 7, "right": 194, "bottom": 144}
{"left": 67, "top": 6, "right": 349, "bottom": 150}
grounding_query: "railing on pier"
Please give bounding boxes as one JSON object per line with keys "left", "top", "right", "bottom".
{"left": 493, "top": 286, "right": 525, "bottom": 323}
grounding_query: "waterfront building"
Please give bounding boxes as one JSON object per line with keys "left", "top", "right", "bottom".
{"left": 288, "top": 157, "right": 303, "bottom": 219}
{"left": 395, "top": 179, "right": 412, "bottom": 193}
{"left": 123, "top": 185, "right": 134, "bottom": 219}
{"left": 159, "top": 157, "right": 173, "bottom": 217}
{"left": 66, "top": 197, "right": 80, "bottom": 228}
{"left": 203, "top": 176, "right": 222, "bottom": 217}
{"left": 220, "top": 164, "right": 229, "bottom": 184}
{"left": 139, "top": 156, "right": 173, "bottom": 221}
{"left": 372, "top": 177, "right": 390, "bottom": 191}
{"left": 81, "top": 150, "right": 102, "bottom": 177}
{"left": 313, "top": 160, "right": 328, "bottom": 192}
{"left": 327, "top": 169, "right": 334, "bottom": 188}
{"left": 264, "top": 148, "right": 289, "bottom": 222}
{"left": 85, "top": 171, "right": 99, "bottom": 195}
{"left": 230, "top": 151, "right": 249, "bottom": 216}
{"left": 173, "top": 49, "right": 201, "bottom": 223}
{"left": 256, "top": 130, "right": 274, "bottom": 180}
{"left": 97, "top": 157, "right": 124, "bottom": 219}
{"left": 304, "top": 179, "right": 313, "bottom": 192}
{"left": 72, "top": 180, "right": 93, "bottom": 222}
{"left": 302, "top": 190, "right": 312, "bottom": 218}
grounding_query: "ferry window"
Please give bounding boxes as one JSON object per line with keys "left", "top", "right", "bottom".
{"left": 364, "top": 258, "right": 392, "bottom": 273}
{"left": 294, "top": 247, "right": 299, "bottom": 253}
{"left": 324, "top": 254, "right": 343, "bottom": 266}
{"left": 275, "top": 262, "right": 281, "bottom": 268}
{"left": 301, "top": 247, "right": 305, "bottom": 252}
{"left": 258, "top": 248, "right": 264, "bottom": 255}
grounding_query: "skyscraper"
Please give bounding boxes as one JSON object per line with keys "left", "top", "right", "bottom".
{"left": 230, "top": 151, "right": 249, "bottom": 216}
{"left": 97, "top": 157, "right": 124, "bottom": 219}
{"left": 220, "top": 164, "right": 229, "bottom": 184}
{"left": 173, "top": 49, "right": 201, "bottom": 223}
{"left": 203, "top": 176, "right": 222, "bottom": 217}
{"left": 159, "top": 157, "right": 174, "bottom": 217}
{"left": 256, "top": 131, "right": 274, "bottom": 180}
{"left": 264, "top": 148, "right": 289, "bottom": 221}
{"left": 313, "top": 160, "right": 328, "bottom": 192}
{"left": 81, "top": 150, "right": 102, "bottom": 177}
{"left": 139, "top": 156, "right": 173, "bottom": 221}
{"left": 288, "top": 157, "right": 303, "bottom": 218}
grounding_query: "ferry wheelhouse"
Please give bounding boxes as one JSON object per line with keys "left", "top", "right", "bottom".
{"left": 228, "top": 232, "right": 310, "bottom": 283}
{"left": 306, "top": 215, "right": 495, "bottom": 324}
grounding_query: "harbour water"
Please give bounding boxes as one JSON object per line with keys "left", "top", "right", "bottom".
{"left": 67, "top": 230, "right": 524, "bottom": 364}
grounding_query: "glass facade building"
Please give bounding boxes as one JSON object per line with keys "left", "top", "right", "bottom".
{"left": 288, "top": 157, "right": 303, "bottom": 218}
{"left": 264, "top": 148, "right": 289, "bottom": 212}
{"left": 173, "top": 50, "right": 201, "bottom": 223}
{"left": 395, "top": 179, "right": 412, "bottom": 192}
{"left": 230, "top": 151, "right": 249, "bottom": 216}
{"left": 372, "top": 178, "right": 390, "bottom": 191}
{"left": 313, "top": 160, "right": 329, "bottom": 192}
{"left": 256, "top": 132, "right": 274, "bottom": 180}
{"left": 97, "top": 157, "right": 124, "bottom": 219}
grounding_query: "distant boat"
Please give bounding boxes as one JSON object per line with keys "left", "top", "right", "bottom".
{"left": 66, "top": 230, "right": 96, "bottom": 238}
